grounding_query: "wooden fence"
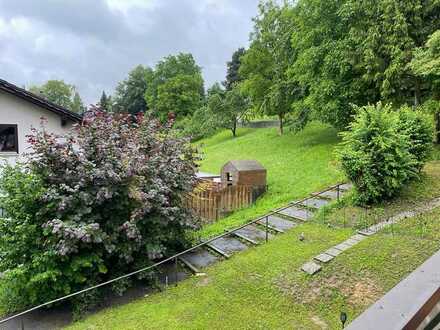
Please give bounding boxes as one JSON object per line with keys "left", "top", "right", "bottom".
{"left": 185, "top": 184, "right": 254, "bottom": 222}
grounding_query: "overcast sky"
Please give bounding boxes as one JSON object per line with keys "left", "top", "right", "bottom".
{"left": 0, "top": 0, "right": 259, "bottom": 105}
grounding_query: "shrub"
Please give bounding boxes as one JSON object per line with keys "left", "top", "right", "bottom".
{"left": 0, "top": 111, "right": 199, "bottom": 312}
{"left": 337, "top": 103, "right": 417, "bottom": 204}
{"left": 397, "top": 106, "right": 433, "bottom": 171}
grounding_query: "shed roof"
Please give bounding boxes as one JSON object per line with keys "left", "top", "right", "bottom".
{"left": 224, "top": 160, "right": 265, "bottom": 171}
{"left": 0, "top": 78, "right": 82, "bottom": 122}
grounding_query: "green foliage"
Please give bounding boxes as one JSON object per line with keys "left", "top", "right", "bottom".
{"left": 289, "top": 0, "right": 357, "bottom": 130}
{"left": 197, "top": 123, "right": 343, "bottom": 238}
{"left": 174, "top": 107, "right": 218, "bottom": 141}
{"left": 0, "top": 112, "right": 198, "bottom": 313}
{"left": 238, "top": 0, "right": 439, "bottom": 132}
{"left": 224, "top": 48, "right": 246, "bottom": 91}
{"left": 207, "top": 84, "right": 250, "bottom": 137}
{"left": 338, "top": 103, "right": 419, "bottom": 204}
{"left": 99, "top": 91, "right": 112, "bottom": 112}
{"left": 410, "top": 30, "right": 440, "bottom": 77}
{"left": 114, "top": 65, "right": 153, "bottom": 115}
{"left": 29, "top": 80, "right": 85, "bottom": 113}
{"left": 340, "top": 0, "right": 440, "bottom": 105}
{"left": 240, "top": 1, "right": 300, "bottom": 134}
{"left": 145, "top": 53, "right": 204, "bottom": 121}
{"left": 397, "top": 106, "right": 433, "bottom": 170}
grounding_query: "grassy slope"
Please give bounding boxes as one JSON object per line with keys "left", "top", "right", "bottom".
{"left": 67, "top": 131, "right": 440, "bottom": 329}
{"left": 68, "top": 187, "right": 440, "bottom": 329}
{"left": 196, "top": 122, "right": 344, "bottom": 238}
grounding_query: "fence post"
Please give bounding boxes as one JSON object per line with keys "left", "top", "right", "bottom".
{"left": 265, "top": 215, "right": 269, "bottom": 242}
{"left": 337, "top": 184, "right": 340, "bottom": 202}
{"left": 174, "top": 257, "right": 178, "bottom": 287}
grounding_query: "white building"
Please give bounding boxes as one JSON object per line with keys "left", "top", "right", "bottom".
{"left": 0, "top": 78, "right": 81, "bottom": 165}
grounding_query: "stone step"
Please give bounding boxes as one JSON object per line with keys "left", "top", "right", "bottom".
{"left": 157, "top": 260, "right": 190, "bottom": 285}
{"left": 276, "top": 206, "right": 314, "bottom": 221}
{"left": 207, "top": 236, "right": 249, "bottom": 258}
{"left": 179, "top": 248, "right": 220, "bottom": 274}
{"left": 338, "top": 183, "right": 353, "bottom": 191}
{"left": 257, "top": 215, "right": 297, "bottom": 233}
{"left": 299, "top": 197, "right": 331, "bottom": 209}
{"left": 316, "top": 189, "right": 340, "bottom": 200}
{"left": 301, "top": 261, "right": 322, "bottom": 275}
{"left": 233, "top": 225, "right": 273, "bottom": 245}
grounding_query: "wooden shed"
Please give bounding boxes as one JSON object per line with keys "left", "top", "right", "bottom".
{"left": 220, "top": 160, "right": 267, "bottom": 189}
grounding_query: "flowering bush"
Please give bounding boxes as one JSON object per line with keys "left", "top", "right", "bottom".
{"left": 0, "top": 111, "right": 199, "bottom": 312}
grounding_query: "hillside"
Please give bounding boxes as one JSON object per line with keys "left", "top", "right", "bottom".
{"left": 68, "top": 161, "right": 440, "bottom": 329}
{"left": 196, "top": 122, "right": 344, "bottom": 237}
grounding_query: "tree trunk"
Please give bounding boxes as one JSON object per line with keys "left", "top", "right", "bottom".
{"left": 232, "top": 119, "right": 237, "bottom": 137}
{"left": 414, "top": 78, "right": 421, "bottom": 107}
{"left": 278, "top": 113, "right": 284, "bottom": 135}
{"left": 435, "top": 111, "right": 440, "bottom": 144}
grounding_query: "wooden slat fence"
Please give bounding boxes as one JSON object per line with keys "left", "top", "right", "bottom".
{"left": 186, "top": 184, "right": 253, "bottom": 222}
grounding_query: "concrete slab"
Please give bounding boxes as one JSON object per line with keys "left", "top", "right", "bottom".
{"left": 358, "top": 229, "right": 376, "bottom": 236}
{"left": 300, "top": 197, "right": 331, "bottom": 209}
{"left": 179, "top": 248, "right": 220, "bottom": 273}
{"left": 234, "top": 225, "right": 273, "bottom": 244}
{"left": 314, "top": 253, "right": 334, "bottom": 263}
{"left": 301, "top": 261, "right": 322, "bottom": 275}
{"left": 344, "top": 238, "right": 361, "bottom": 247}
{"left": 351, "top": 234, "right": 368, "bottom": 242}
{"left": 317, "top": 189, "right": 340, "bottom": 200}
{"left": 325, "top": 247, "right": 343, "bottom": 257}
{"left": 277, "top": 206, "right": 313, "bottom": 221}
{"left": 209, "top": 236, "right": 248, "bottom": 256}
{"left": 257, "top": 215, "right": 297, "bottom": 232}
{"left": 333, "top": 242, "right": 352, "bottom": 252}
{"left": 157, "top": 261, "right": 190, "bottom": 285}
{"left": 339, "top": 183, "right": 353, "bottom": 191}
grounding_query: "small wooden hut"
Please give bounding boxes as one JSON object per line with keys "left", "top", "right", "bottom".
{"left": 220, "top": 160, "right": 266, "bottom": 189}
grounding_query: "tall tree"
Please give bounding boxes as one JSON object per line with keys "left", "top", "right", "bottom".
{"left": 71, "top": 91, "right": 86, "bottom": 114}
{"left": 240, "top": 2, "right": 300, "bottom": 134}
{"left": 289, "top": 0, "right": 360, "bottom": 130}
{"left": 340, "top": 0, "right": 440, "bottom": 107}
{"left": 145, "top": 53, "right": 204, "bottom": 121}
{"left": 114, "top": 65, "right": 153, "bottom": 114}
{"left": 29, "top": 80, "right": 85, "bottom": 113}
{"left": 410, "top": 30, "right": 440, "bottom": 143}
{"left": 289, "top": 0, "right": 440, "bottom": 130}
{"left": 99, "top": 91, "right": 113, "bottom": 112}
{"left": 224, "top": 48, "right": 246, "bottom": 91}
{"left": 206, "top": 83, "right": 249, "bottom": 137}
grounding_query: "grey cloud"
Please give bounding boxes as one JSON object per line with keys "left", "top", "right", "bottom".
{"left": 0, "top": 0, "right": 259, "bottom": 105}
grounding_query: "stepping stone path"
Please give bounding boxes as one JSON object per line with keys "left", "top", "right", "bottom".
{"left": 301, "top": 261, "right": 322, "bottom": 275}
{"left": 300, "top": 197, "right": 331, "bottom": 209}
{"left": 207, "top": 236, "right": 248, "bottom": 258}
{"left": 233, "top": 225, "right": 274, "bottom": 244}
{"left": 276, "top": 206, "right": 314, "bottom": 221}
{"left": 0, "top": 184, "right": 353, "bottom": 330}
{"left": 256, "top": 214, "right": 297, "bottom": 233}
{"left": 176, "top": 184, "right": 349, "bottom": 276}
{"left": 179, "top": 248, "right": 220, "bottom": 274}
{"left": 303, "top": 196, "right": 440, "bottom": 275}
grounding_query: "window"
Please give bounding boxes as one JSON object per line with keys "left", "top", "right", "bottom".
{"left": 226, "top": 172, "right": 233, "bottom": 186}
{"left": 0, "top": 124, "right": 18, "bottom": 153}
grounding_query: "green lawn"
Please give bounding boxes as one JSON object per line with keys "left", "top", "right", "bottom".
{"left": 196, "top": 122, "right": 344, "bottom": 238}
{"left": 66, "top": 145, "right": 440, "bottom": 329}
{"left": 68, "top": 194, "right": 440, "bottom": 329}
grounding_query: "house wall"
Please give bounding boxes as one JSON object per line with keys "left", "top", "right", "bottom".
{"left": 0, "top": 90, "right": 75, "bottom": 165}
